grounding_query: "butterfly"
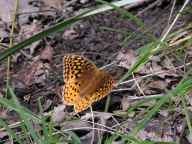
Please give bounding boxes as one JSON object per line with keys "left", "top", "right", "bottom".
{"left": 62, "top": 54, "right": 114, "bottom": 113}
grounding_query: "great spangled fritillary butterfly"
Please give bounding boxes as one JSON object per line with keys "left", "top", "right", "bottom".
{"left": 62, "top": 54, "right": 114, "bottom": 113}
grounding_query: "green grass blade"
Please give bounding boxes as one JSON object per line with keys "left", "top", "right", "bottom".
{"left": 0, "top": 118, "right": 22, "bottom": 144}
{"left": 7, "top": 86, "right": 42, "bottom": 143}
{"left": 0, "top": 96, "right": 39, "bottom": 122}
{"left": 4, "top": 86, "right": 40, "bottom": 122}
{"left": 181, "top": 94, "right": 192, "bottom": 135}
{"left": 37, "top": 98, "right": 52, "bottom": 144}
{"left": 0, "top": 0, "right": 138, "bottom": 61}
{"left": 131, "top": 73, "right": 192, "bottom": 135}
{"left": 118, "top": 41, "right": 162, "bottom": 84}
{"left": 0, "top": 13, "right": 86, "bottom": 61}
{"left": 84, "top": 0, "right": 137, "bottom": 17}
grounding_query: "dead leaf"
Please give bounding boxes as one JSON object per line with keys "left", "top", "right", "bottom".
{"left": 52, "top": 105, "right": 66, "bottom": 124}
{"left": 0, "top": 0, "right": 38, "bottom": 23}
{"left": 16, "top": 56, "right": 50, "bottom": 87}
{"left": 187, "top": 133, "right": 192, "bottom": 144}
{"left": 81, "top": 111, "right": 113, "bottom": 144}
{"left": 0, "top": 109, "right": 8, "bottom": 119}
{"left": 43, "top": 99, "right": 53, "bottom": 112}
{"left": 15, "top": 20, "right": 42, "bottom": 58}
{"left": 147, "top": 80, "right": 168, "bottom": 91}
{"left": 41, "top": 0, "right": 64, "bottom": 10}
{"left": 63, "top": 28, "right": 79, "bottom": 40}
{"left": 159, "top": 110, "right": 169, "bottom": 117}
{"left": 140, "top": 61, "right": 162, "bottom": 74}
{"left": 0, "top": 21, "right": 8, "bottom": 39}
{"left": 0, "top": 0, "right": 15, "bottom": 23}
{"left": 137, "top": 119, "right": 175, "bottom": 142}
{"left": 40, "top": 46, "right": 53, "bottom": 62}
{"left": 121, "top": 96, "right": 132, "bottom": 111}
{"left": 0, "top": 131, "right": 8, "bottom": 139}
{"left": 185, "top": 90, "right": 192, "bottom": 107}
{"left": 61, "top": 120, "right": 91, "bottom": 130}
{"left": 116, "top": 49, "right": 137, "bottom": 69}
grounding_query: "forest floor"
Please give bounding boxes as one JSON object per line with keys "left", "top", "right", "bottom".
{"left": 0, "top": 0, "right": 192, "bottom": 143}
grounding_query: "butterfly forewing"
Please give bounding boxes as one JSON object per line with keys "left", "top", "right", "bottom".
{"left": 63, "top": 55, "right": 97, "bottom": 105}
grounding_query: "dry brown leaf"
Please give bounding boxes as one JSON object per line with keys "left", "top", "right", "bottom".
{"left": 187, "top": 133, "right": 192, "bottom": 143}
{"left": 0, "top": 21, "right": 8, "bottom": 39}
{"left": 55, "top": 85, "right": 63, "bottom": 100}
{"left": 140, "top": 61, "right": 162, "bottom": 74}
{"left": 52, "top": 105, "right": 66, "bottom": 124}
{"left": 185, "top": 90, "right": 192, "bottom": 107}
{"left": 16, "top": 56, "right": 50, "bottom": 87}
{"left": 43, "top": 99, "right": 53, "bottom": 112}
{"left": 116, "top": 49, "right": 137, "bottom": 69}
{"left": 0, "top": 109, "right": 8, "bottom": 119}
{"left": 61, "top": 120, "right": 91, "bottom": 130}
{"left": 40, "top": 46, "right": 53, "bottom": 62}
{"left": 147, "top": 80, "right": 168, "bottom": 91}
{"left": 63, "top": 28, "right": 79, "bottom": 40}
{"left": 121, "top": 96, "right": 132, "bottom": 111}
{"left": 15, "top": 20, "right": 42, "bottom": 58}
{"left": 80, "top": 112, "right": 113, "bottom": 144}
{"left": 0, "top": 131, "right": 8, "bottom": 139}
{"left": 137, "top": 119, "right": 175, "bottom": 142}
{"left": 0, "top": 0, "right": 38, "bottom": 23}
{"left": 41, "top": 0, "right": 64, "bottom": 10}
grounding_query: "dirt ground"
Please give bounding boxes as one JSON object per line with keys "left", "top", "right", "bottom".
{"left": 1, "top": 0, "right": 192, "bottom": 143}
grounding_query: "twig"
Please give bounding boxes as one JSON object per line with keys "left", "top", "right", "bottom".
{"left": 89, "top": 106, "right": 95, "bottom": 144}
{"left": 168, "top": 0, "right": 177, "bottom": 25}
{"left": 118, "top": 62, "right": 192, "bottom": 86}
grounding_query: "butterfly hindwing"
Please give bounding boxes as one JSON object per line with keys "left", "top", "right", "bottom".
{"left": 91, "top": 70, "right": 114, "bottom": 102}
{"left": 73, "top": 70, "right": 114, "bottom": 112}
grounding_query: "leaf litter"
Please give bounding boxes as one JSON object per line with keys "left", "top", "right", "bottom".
{"left": 0, "top": 0, "right": 192, "bottom": 143}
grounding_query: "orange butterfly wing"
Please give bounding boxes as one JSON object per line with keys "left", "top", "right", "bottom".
{"left": 63, "top": 55, "right": 114, "bottom": 112}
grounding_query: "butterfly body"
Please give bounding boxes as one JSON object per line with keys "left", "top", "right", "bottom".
{"left": 63, "top": 55, "right": 114, "bottom": 112}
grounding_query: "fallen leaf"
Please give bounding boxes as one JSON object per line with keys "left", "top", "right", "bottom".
{"left": 16, "top": 20, "right": 42, "bottom": 57}
{"left": 140, "top": 61, "right": 162, "bottom": 74}
{"left": 0, "top": 21, "right": 8, "bottom": 39}
{"left": 0, "top": 0, "right": 38, "bottom": 23}
{"left": 63, "top": 28, "right": 79, "bottom": 40}
{"left": 116, "top": 49, "right": 137, "bottom": 69}
{"left": 61, "top": 120, "right": 91, "bottom": 130}
{"left": 15, "top": 56, "right": 50, "bottom": 87}
{"left": 40, "top": 46, "right": 53, "bottom": 62}
{"left": 147, "top": 80, "right": 168, "bottom": 91}
{"left": 52, "top": 105, "right": 66, "bottom": 124}
{"left": 41, "top": 0, "right": 64, "bottom": 10}
{"left": 121, "top": 96, "right": 132, "bottom": 111}
{"left": 137, "top": 119, "right": 175, "bottom": 142}
{"left": 187, "top": 133, "right": 192, "bottom": 144}
{"left": 0, "top": 131, "right": 8, "bottom": 139}
{"left": 43, "top": 99, "right": 53, "bottom": 112}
